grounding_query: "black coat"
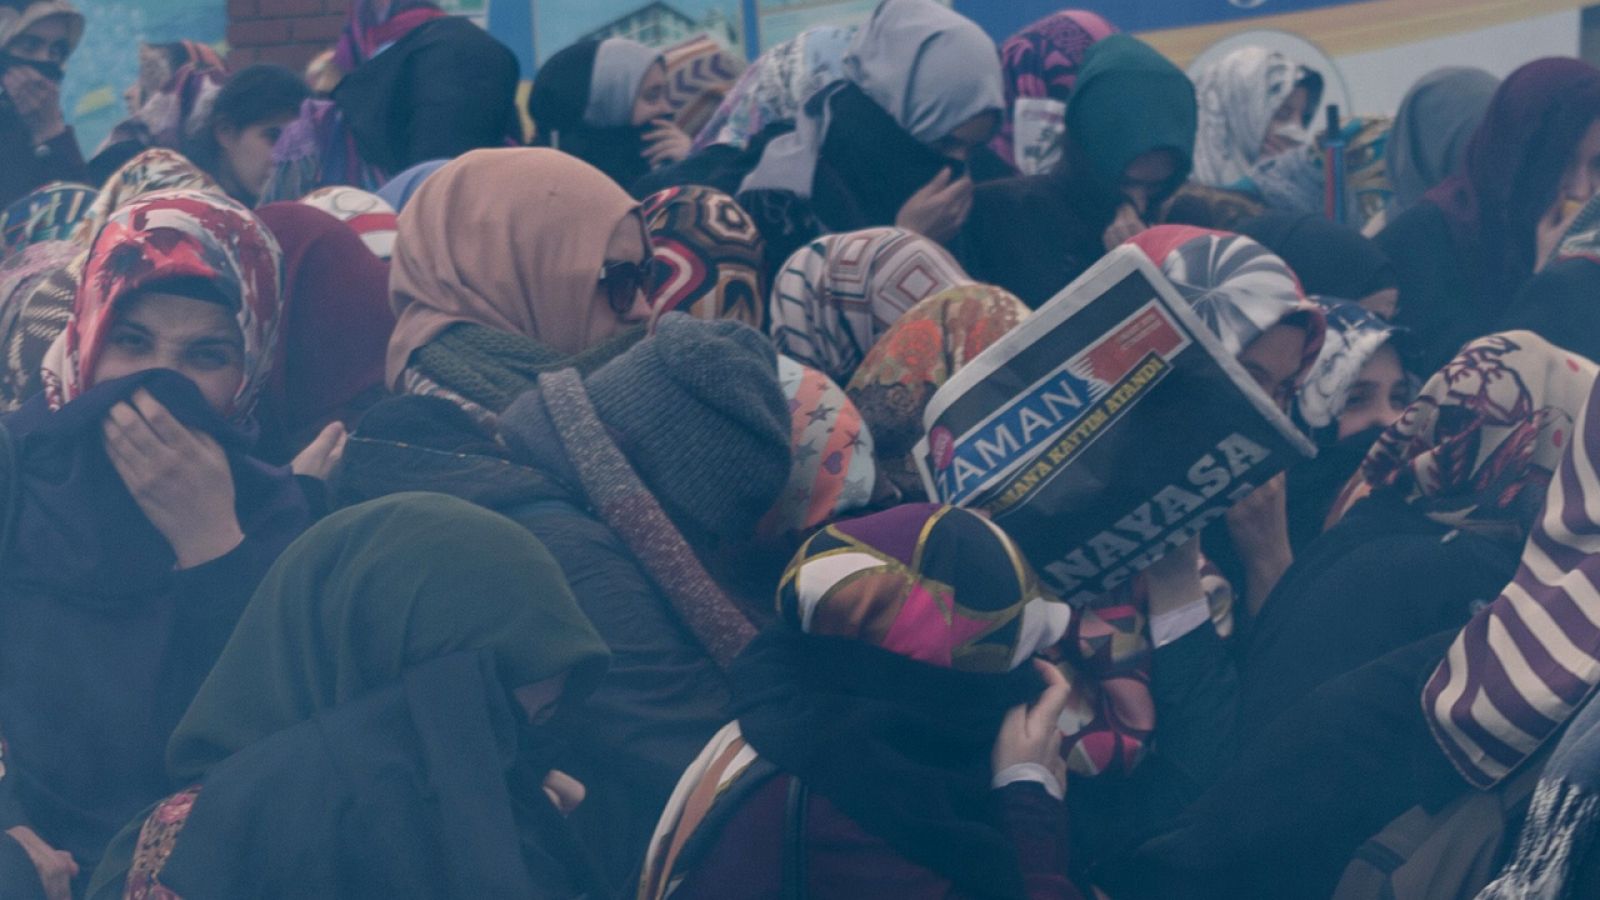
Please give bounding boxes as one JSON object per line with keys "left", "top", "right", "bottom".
{"left": 1376, "top": 201, "right": 1499, "bottom": 376}
{"left": 335, "top": 395, "right": 733, "bottom": 886}
{"left": 957, "top": 170, "right": 1117, "bottom": 308}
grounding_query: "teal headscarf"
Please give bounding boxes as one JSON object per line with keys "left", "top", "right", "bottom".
{"left": 166, "top": 492, "right": 610, "bottom": 784}
{"left": 1065, "top": 34, "right": 1197, "bottom": 194}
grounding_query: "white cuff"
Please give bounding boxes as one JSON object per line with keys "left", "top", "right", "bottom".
{"left": 1149, "top": 598, "right": 1211, "bottom": 648}
{"left": 991, "top": 762, "right": 1065, "bottom": 800}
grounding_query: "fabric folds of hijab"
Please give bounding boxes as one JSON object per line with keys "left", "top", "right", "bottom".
{"left": 166, "top": 492, "right": 609, "bottom": 783}
{"left": 1425, "top": 58, "right": 1600, "bottom": 302}
{"left": 1191, "top": 46, "right": 1298, "bottom": 188}
{"left": 41, "top": 189, "right": 283, "bottom": 418}
{"left": 376, "top": 158, "right": 447, "bottom": 211}
{"left": 693, "top": 25, "right": 854, "bottom": 152}
{"left": 334, "top": 0, "right": 444, "bottom": 72}
{"left": 661, "top": 35, "right": 744, "bottom": 138}
{"left": 641, "top": 185, "right": 764, "bottom": 328}
{"left": 769, "top": 227, "right": 971, "bottom": 383}
{"left": 1, "top": 181, "right": 97, "bottom": 259}
{"left": 1125, "top": 224, "right": 1326, "bottom": 369}
{"left": 70, "top": 148, "right": 220, "bottom": 247}
{"left": 0, "top": 1, "right": 83, "bottom": 53}
{"left": 1330, "top": 331, "right": 1598, "bottom": 545}
{"left": 585, "top": 38, "right": 661, "bottom": 129}
{"left": 737, "top": 505, "right": 1071, "bottom": 896}
{"left": 253, "top": 203, "right": 393, "bottom": 456}
{"left": 755, "top": 356, "right": 876, "bottom": 539}
{"left": 1295, "top": 298, "right": 1399, "bottom": 434}
{"left": 1422, "top": 340, "right": 1600, "bottom": 789}
{"left": 386, "top": 148, "right": 640, "bottom": 388}
{"left": 99, "top": 42, "right": 227, "bottom": 155}
{"left": 991, "top": 9, "right": 1116, "bottom": 172}
{"left": 1061, "top": 34, "right": 1196, "bottom": 204}
{"left": 0, "top": 239, "right": 77, "bottom": 412}
{"left": 1237, "top": 211, "right": 1396, "bottom": 303}
{"left": 739, "top": 0, "right": 1003, "bottom": 198}
{"left": 846, "top": 284, "right": 1030, "bottom": 500}
{"left": 1386, "top": 67, "right": 1499, "bottom": 217}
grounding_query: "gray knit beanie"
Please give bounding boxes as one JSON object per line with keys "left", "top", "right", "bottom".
{"left": 583, "top": 313, "right": 792, "bottom": 539}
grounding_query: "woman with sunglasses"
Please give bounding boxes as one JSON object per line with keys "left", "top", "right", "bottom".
{"left": 338, "top": 147, "right": 793, "bottom": 888}
{"left": 0, "top": 0, "right": 87, "bottom": 209}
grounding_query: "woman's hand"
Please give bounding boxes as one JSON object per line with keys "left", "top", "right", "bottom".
{"left": 991, "top": 659, "right": 1072, "bottom": 799}
{"left": 103, "top": 389, "right": 244, "bottom": 569}
{"left": 641, "top": 120, "right": 692, "bottom": 168}
{"left": 1102, "top": 203, "right": 1146, "bottom": 251}
{"left": 542, "top": 769, "right": 586, "bottom": 816}
{"left": 896, "top": 168, "right": 973, "bottom": 244}
{"left": 1226, "top": 474, "right": 1293, "bottom": 614}
{"left": 291, "top": 421, "right": 348, "bottom": 481}
{"left": 6, "top": 826, "right": 77, "bottom": 900}
{"left": 2, "top": 65, "right": 66, "bottom": 144}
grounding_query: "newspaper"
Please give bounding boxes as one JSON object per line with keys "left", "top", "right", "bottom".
{"left": 915, "top": 246, "right": 1317, "bottom": 605}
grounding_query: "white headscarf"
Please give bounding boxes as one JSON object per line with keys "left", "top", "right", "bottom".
{"left": 1191, "top": 46, "right": 1297, "bottom": 188}
{"left": 584, "top": 38, "right": 662, "bottom": 129}
{"left": 740, "top": 0, "right": 1002, "bottom": 197}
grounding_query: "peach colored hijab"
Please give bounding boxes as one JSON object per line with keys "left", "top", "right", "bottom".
{"left": 385, "top": 148, "right": 641, "bottom": 387}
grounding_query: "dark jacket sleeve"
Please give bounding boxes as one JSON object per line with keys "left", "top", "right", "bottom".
{"left": 0, "top": 102, "right": 86, "bottom": 209}
{"left": 738, "top": 188, "right": 824, "bottom": 284}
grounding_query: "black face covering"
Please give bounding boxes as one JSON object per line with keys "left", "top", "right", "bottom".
{"left": 1, "top": 52, "right": 64, "bottom": 83}
{"left": 1286, "top": 424, "right": 1387, "bottom": 551}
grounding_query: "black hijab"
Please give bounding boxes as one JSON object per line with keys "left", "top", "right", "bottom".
{"left": 1239, "top": 211, "right": 1396, "bottom": 302}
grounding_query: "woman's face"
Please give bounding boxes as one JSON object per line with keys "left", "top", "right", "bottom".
{"left": 589, "top": 211, "right": 654, "bottom": 336}
{"left": 6, "top": 15, "right": 72, "bottom": 65}
{"left": 216, "top": 113, "right": 295, "bottom": 202}
{"left": 91, "top": 291, "right": 244, "bottom": 413}
{"left": 1556, "top": 119, "right": 1600, "bottom": 216}
{"left": 1336, "top": 343, "right": 1410, "bottom": 441}
{"left": 630, "top": 62, "right": 672, "bottom": 127}
{"left": 931, "top": 111, "right": 1001, "bottom": 162}
{"left": 1238, "top": 322, "right": 1308, "bottom": 411}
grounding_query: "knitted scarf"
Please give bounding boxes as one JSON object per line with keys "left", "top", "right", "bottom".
{"left": 539, "top": 368, "right": 756, "bottom": 668}
{"left": 402, "top": 323, "right": 644, "bottom": 430}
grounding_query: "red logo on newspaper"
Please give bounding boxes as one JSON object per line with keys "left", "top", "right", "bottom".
{"left": 929, "top": 426, "right": 956, "bottom": 471}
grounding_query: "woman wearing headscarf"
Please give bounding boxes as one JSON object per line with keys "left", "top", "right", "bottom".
{"left": 0, "top": 0, "right": 86, "bottom": 209}
{"left": 1384, "top": 67, "right": 1500, "bottom": 222}
{"left": 737, "top": 0, "right": 1005, "bottom": 277}
{"left": 989, "top": 9, "right": 1117, "bottom": 177}
{"left": 1238, "top": 210, "right": 1399, "bottom": 318}
{"left": 0, "top": 238, "right": 75, "bottom": 413}
{"left": 262, "top": 0, "right": 520, "bottom": 202}
{"left": 959, "top": 34, "right": 1197, "bottom": 307}
{"left": 639, "top": 503, "right": 1083, "bottom": 900}
{"left": 86, "top": 493, "right": 613, "bottom": 899}
{"left": 1283, "top": 299, "right": 1410, "bottom": 552}
{"left": 1242, "top": 330, "right": 1580, "bottom": 748}
{"left": 1117, "top": 331, "right": 1600, "bottom": 900}
{"left": 88, "top": 41, "right": 227, "bottom": 184}
{"left": 1494, "top": 184, "right": 1600, "bottom": 365}
{"left": 528, "top": 37, "right": 694, "bottom": 193}
{"left": 769, "top": 226, "right": 972, "bottom": 383}
{"left": 379, "top": 148, "right": 651, "bottom": 426}
{"left": 340, "top": 312, "right": 791, "bottom": 886}
{"left": 658, "top": 35, "right": 743, "bottom": 148}
{"left": 846, "top": 283, "right": 1031, "bottom": 501}
{"left": 0, "top": 189, "right": 312, "bottom": 898}
{"left": 1377, "top": 58, "right": 1600, "bottom": 376}
{"left": 252, "top": 203, "right": 393, "bottom": 469}
{"left": 694, "top": 26, "right": 853, "bottom": 153}
{"left": 641, "top": 185, "right": 765, "bottom": 329}
{"left": 1190, "top": 46, "right": 1322, "bottom": 191}
{"left": 70, "top": 149, "right": 220, "bottom": 247}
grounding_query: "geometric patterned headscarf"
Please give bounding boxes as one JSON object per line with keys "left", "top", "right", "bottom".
{"left": 641, "top": 185, "right": 764, "bottom": 329}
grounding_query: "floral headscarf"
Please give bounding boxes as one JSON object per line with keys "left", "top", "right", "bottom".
{"left": 1126, "top": 225, "right": 1326, "bottom": 375}
{"left": 769, "top": 227, "right": 972, "bottom": 384}
{"left": 41, "top": 190, "right": 284, "bottom": 418}
{"left": 1191, "top": 46, "right": 1299, "bottom": 188}
{"left": 99, "top": 41, "right": 227, "bottom": 154}
{"left": 641, "top": 185, "right": 764, "bottom": 329}
{"left": 1329, "top": 331, "right": 1597, "bottom": 544}
{"left": 846, "top": 284, "right": 1031, "bottom": 500}
{"left": 691, "top": 25, "right": 854, "bottom": 152}
{"left": 1295, "top": 298, "right": 1401, "bottom": 433}
{"left": 991, "top": 9, "right": 1117, "bottom": 172}
{"left": 70, "top": 149, "right": 221, "bottom": 247}
{"left": 0, "top": 240, "right": 78, "bottom": 411}
{"left": 756, "top": 356, "right": 877, "bottom": 540}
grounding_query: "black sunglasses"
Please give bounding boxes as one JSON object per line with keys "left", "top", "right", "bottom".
{"left": 598, "top": 257, "right": 668, "bottom": 315}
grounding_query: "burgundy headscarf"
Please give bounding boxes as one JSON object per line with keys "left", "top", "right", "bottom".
{"left": 1425, "top": 58, "right": 1600, "bottom": 301}
{"left": 254, "top": 203, "right": 394, "bottom": 455}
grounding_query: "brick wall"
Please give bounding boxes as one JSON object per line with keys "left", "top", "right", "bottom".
{"left": 227, "top": 0, "right": 348, "bottom": 72}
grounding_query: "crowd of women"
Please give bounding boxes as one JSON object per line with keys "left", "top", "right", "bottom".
{"left": 3, "top": 0, "right": 1600, "bottom": 895}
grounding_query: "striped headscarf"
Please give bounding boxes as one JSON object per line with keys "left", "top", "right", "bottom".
{"left": 769, "top": 227, "right": 972, "bottom": 383}
{"left": 1424, "top": 333, "right": 1600, "bottom": 787}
